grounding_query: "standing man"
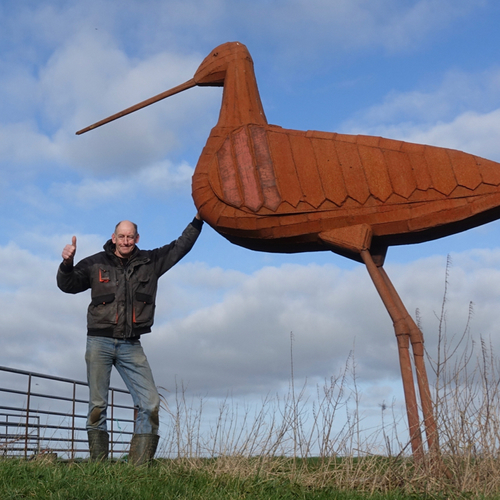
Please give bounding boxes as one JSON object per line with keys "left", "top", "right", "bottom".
{"left": 57, "top": 215, "right": 203, "bottom": 465}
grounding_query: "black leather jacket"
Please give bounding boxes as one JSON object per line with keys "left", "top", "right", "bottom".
{"left": 57, "top": 219, "right": 202, "bottom": 339}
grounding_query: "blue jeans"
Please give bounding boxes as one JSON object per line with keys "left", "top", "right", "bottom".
{"left": 85, "top": 336, "right": 160, "bottom": 435}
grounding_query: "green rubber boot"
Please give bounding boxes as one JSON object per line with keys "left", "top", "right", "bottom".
{"left": 87, "top": 430, "right": 109, "bottom": 462}
{"left": 129, "top": 433, "right": 159, "bottom": 466}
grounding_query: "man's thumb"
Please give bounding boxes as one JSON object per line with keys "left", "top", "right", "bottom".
{"left": 72, "top": 235, "right": 77, "bottom": 248}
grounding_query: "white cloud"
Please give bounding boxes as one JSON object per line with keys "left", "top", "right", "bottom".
{"left": 52, "top": 177, "right": 130, "bottom": 204}
{"left": 0, "top": 21, "right": 219, "bottom": 178}
{"left": 0, "top": 241, "right": 87, "bottom": 374}
{"left": 233, "top": 0, "right": 485, "bottom": 63}
{"left": 397, "top": 110, "right": 500, "bottom": 161}
{"left": 143, "top": 254, "right": 499, "bottom": 398}
{"left": 342, "top": 107, "right": 500, "bottom": 162}
{"left": 0, "top": 122, "right": 57, "bottom": 166}
{"left": 139, "top": 161, "right": 194, "bottom": 193}
{"left": 49, "top": 159, "right": 194, "bottom": 207}
{"left": 341, "top": 67, "right": 500, "bottom": 160}
{"left": 51, "top": 34, "right": 215, "bottom": 171}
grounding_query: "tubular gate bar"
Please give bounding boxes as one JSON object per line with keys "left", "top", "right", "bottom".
{"left": 0, "top": 366, "right": 136, "bottom": 460}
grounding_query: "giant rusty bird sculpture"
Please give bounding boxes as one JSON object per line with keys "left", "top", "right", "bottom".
{"left": 77, "top": 41, "right": 500, "bottom": 459}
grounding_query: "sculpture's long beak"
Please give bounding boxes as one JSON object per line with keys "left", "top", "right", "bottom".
{"left": 76, "top": 78, "right": 197, "bottom": 135}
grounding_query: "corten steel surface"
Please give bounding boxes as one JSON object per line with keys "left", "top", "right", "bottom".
{"left": 76, "top": 41, "right": 500, "bottom": 460}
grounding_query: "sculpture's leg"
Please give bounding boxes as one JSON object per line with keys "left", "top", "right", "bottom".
{"left": 360, "top": 249, "right": 424, "bottom": 459}
{"left": 378, "top": 267, "right": 439, "bottom": 454}
{"left": 319, "top": 226, "right": 429, "bottom": 458}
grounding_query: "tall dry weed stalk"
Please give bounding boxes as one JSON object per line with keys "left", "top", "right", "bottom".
{"left": 426, "top": 255, "right": 500, "bottom": 495}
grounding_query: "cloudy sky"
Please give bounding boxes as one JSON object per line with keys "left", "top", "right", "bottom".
{"left": 2, "top": 0, "right": 500, "bottom": 448}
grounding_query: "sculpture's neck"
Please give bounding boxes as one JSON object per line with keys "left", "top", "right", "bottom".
{"left": 216, "top": 56, "right": 268, "bottom": 128}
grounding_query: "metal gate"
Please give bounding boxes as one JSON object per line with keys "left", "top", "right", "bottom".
{"left": 0, "top": 366, "right": 136, "bottom": 460}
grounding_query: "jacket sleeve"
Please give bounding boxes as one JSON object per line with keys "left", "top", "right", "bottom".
{"left": 56, "top": 259, "right": 92, "bottom": 294}
{"left": 153, "top": 217, "right": 203, "bottom": 276}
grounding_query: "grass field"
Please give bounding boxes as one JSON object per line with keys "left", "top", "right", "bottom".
{"left": 0, "top": 456, "right": 463, "bottom": 500}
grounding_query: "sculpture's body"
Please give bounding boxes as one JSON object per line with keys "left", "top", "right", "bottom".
{"left": 77, "top": 41, "right": 500, "bottom": 461}
{"left": 190, "top": 44, "right": 500, "bottom": 264}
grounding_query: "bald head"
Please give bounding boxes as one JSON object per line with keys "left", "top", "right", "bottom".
{"left": 115, "top": 220, "right": 138, "bottom": 236}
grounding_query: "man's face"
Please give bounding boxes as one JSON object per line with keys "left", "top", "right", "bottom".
{"left": 112, "top": 222, "right": 139, "bottom": 258}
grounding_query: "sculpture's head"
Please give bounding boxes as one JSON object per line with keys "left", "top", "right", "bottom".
{"left": 194, "top": 41, "right": 252, "bottom": 87}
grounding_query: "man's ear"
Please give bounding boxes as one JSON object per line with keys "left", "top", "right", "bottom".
{"left": 112, "top": 233, "right": 117, "bottom": 244}
{"left": 135, "top": 234, "right": 140, "bottom": 243}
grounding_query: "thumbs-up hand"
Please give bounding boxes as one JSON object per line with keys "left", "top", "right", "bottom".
{"left": 62, "top": 236, "right": 77, "bottom": 265}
